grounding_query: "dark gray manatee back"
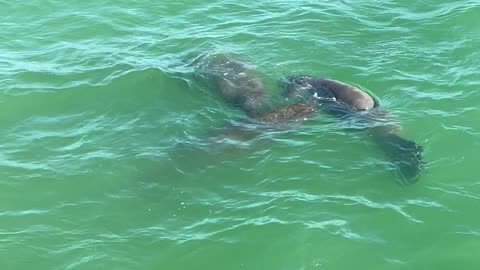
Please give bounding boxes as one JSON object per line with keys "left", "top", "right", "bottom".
{"left": 282, "top": 75, "right": 424, "bottom": 184}
{"left": 282, "top": 75, "right": 375, "bottom": 110}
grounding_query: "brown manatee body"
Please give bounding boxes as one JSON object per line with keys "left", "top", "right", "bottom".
{"left": 258, "top": 100, "right": 317, "bottom": 122}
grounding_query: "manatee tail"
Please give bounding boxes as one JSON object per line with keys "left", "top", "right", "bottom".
{"left": 375, "top": 133, "right": 423, "bottom": 184}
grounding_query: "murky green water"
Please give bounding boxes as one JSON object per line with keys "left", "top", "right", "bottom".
{"left": 1, "top": 1, "right": 480, "bottom": 269}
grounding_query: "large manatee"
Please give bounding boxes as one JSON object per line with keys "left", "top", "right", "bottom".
{"left": 193, "top": 54, "right": 423, "bottom": 184}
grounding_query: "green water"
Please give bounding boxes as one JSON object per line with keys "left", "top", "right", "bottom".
{"left": 1, "top": 1, "right": 480, "bottom": 269}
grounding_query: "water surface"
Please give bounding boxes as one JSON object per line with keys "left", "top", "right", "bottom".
{"left": 1, "top": 1, "right": 480, "bottom": 269}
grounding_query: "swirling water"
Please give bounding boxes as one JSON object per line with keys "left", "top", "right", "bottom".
{"left": 1, "top": 0, "right": 480, "bottom": 269}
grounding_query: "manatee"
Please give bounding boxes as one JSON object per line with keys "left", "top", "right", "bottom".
{"left": 280, "top": 75, "right": 423, "bottom": 184}
{"left": 193, "top": 54, "right": 423, "bottom": 184}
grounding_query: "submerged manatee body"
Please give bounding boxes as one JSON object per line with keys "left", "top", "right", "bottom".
{"left": 194, "top": 54, "right": 273, "bottom": 118}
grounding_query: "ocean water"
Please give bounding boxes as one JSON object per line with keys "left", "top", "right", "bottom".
{"left": 1, "top": 0, "right": 480, "bottom": 269}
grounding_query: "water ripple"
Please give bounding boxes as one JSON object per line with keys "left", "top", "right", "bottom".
{"left": 1, "top": 0, "right": 480, "bottom": 269}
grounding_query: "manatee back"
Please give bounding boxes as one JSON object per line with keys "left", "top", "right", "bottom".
{"left": 281, "top": 75, "right": 375, "bottom": 110}
{"left": 310, "top": 78, "right": 375, "bottom": 110}
{"left": 281, "top": 75, "right": 335, "bottom": 99}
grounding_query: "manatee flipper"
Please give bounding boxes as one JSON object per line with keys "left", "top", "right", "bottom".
{"left": 374, "top": 133, "right": 423, "bottom": 184}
